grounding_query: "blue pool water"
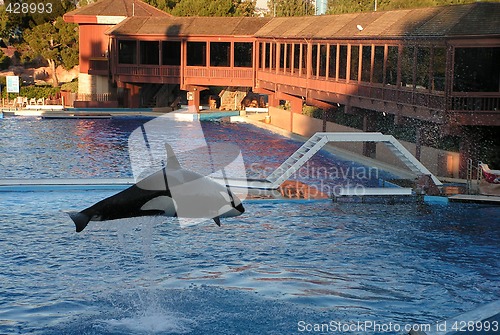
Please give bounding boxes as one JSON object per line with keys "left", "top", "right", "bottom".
{"left": 0, "top": 116, "right": 499, "bottom": 334}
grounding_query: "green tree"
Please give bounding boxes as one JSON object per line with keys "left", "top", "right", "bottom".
{"left": 143, "top": 0, "right": 181, "bottom": 12}
{"left": 0, "top": 4, "right": 23, "bottom": 42}
{"left": 172, "top": 0, "right": 256, "bottom": 17}
{"left": 0, "top": 49, "right": 11, "bottom": 70}
{"left": 326, "top": 0, "right": 479, "bottom": 14}
{"left": 3, "top": 0, "right": 75, "bottom": 29}
{"left": 267, "top": 0, "right": 315, "bottom": 17}
{"left": 23, "top": 17, "right": 78, "bottom": 86}
{"left": 326, "top": 0, "right": 376, "bottom": 14}
{"left": 235, "top": 0, "right": 257, "bottom": 16}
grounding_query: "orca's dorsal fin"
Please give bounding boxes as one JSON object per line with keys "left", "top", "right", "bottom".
{"left": 164, "top": 143, "right": 181, "bottom": 170}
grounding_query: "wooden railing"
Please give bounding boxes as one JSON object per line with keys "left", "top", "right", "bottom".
{"left": 77, "top": 93, "right": 116, "bottom": 102}
{"left": 116, "top": 65, "right": 181, "bottom": 77}
{"left": 89, "top": 58, "right": 109, "bottom": 74}
{"left": 450, "top": 94, "right": 500, "bottom": 112}
{"left": 257, "top": 70, "right": 447, "bottom": 110}
{"left": 184, "top": 66, "right": 253, "bottom": 80}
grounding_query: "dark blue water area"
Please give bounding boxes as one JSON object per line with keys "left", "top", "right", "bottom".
{"left": 0, "top": 189, "right": 499, "bottom": 335}
{"left": 1, "top": 116, "right": 499, "bottom": 334}
{"left": 0, "top": 117, "right": 147, "bottom": 179}
{"left": 0, "top": 116, "right": 395, "bottom": 190}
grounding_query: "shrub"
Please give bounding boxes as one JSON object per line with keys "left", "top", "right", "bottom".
{"left": 60, "top": 79, "right": 78, "bottom": 93}
{"left": 20, "top": 85, "right": 60, "bottom": 99}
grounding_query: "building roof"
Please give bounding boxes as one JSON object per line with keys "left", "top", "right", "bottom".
{"left": 255, "top": 2, "right": 500, "bottom": 39}
{"left": 64, "top": 0, "right": 170, "bottom": 24}
{"left": 80, "top": 1, "right": 500, "bottom": 40}
{"left": 108, "top": 16, "right": 272, "bottom": 37}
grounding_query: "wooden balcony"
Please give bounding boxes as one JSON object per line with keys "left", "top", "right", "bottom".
{"left": 89, "top": 58, "right": 109, "bottom": 75}
{"left": 257, "top": 69, "right": 450, "bottom": 123}
{"left": 184, "top": 66, "right": 254, "bottom": 87}
{"left": 449, "top": 93, "right": 500, "bottom": 126}
{"left": 115, "top": 65, "right": 181, "bottom": 84}
{"left": 113, "top": 64, "right": 254, "bottom": 87}
{"left": 259, "top": 69, "right": 444, "bottom": 103}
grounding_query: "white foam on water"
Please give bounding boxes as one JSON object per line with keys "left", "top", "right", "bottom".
{"left": 103, "top": 310, "right": 195, "bottom": 334}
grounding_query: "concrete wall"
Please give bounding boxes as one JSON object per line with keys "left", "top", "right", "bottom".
{"left": 268, "top": 107, "right": 460, "bottom": 178}
{"left": 78, "top": 73, "right": 110, "bottom": 95}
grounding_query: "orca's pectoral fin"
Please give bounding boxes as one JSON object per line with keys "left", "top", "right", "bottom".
{"left": 68, "top": 212, "right": 91, "bottom": 233}
{"left": 213, "top": 216, "right": 221, "bottom": 227}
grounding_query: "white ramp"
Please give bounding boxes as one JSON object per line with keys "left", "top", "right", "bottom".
{"left": 266, "top": 132, "right": 442, "bottom": 188}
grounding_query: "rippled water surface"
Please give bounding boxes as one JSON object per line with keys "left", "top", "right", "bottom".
{"left": 0, "top": 116, "right": 499, "bottom": 335}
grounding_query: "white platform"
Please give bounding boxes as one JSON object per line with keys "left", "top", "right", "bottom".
{"left": 337, "top": 187, "right": 413, "bottom": 196}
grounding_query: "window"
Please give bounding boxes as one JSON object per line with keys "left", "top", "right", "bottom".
{"left": 386, "top": 46, "right": 398, "bottom": 86}
{"left": 454, "top": 47, "right": 500, "bottom": 92}
{"left": 301, "top": 44, "right": 308, "bottom": 75}
{"left": 140, "top": 41, "right": 159, "bottom": 65}
{"left": 312, "top": 44, "right": 318, "bottom": 76}
{"left": 286, "top": 43, "right": 293, "bottom": 73}
{"left": 293, "top": 44, "right": 301, "bottom": 74}
{"left": 270, "top": 42, "right": 276, "bottom": 70}
{"left": 373, "top": 46, "right": 384, "bottom": 84}
{"left": 401, "top": 46, "right": 415, "bottom": 87}
{"left": 118, "top": 40, "right": 137, "bottom": 64}
{"left": 416, "top": 47, "right": 430, "bottom": 89}
{"left": 162, "top": 41, "right": 181, "bottom": 66}
{"left": 259, "top": 42, "right": 265, "bottom": 69}
{"left": 266, "top": 42, "right": 272, "bottom": 70}
{"left": 361, "top": 45, "right": 371, "bottom": 83}
{"left": 432, "top": 47, "right": 446, "bottom": 91}
{"left": 319, "top": 44, "right": 327, "bottom": 77}
{"left": 350, "top": 45, "right": 359, "bottom": 81}
{"left": 328, "top": 44, "right": 337, "bottom": 79}
{"left": 279, "top": 43, "right": 286, "bottom": 70}
{"left": 187, "top": 42, "right": 206, "bottom": 66}
{"left": 234, "top": 42, "right": 252, "bottom": 67}
{"left": 210, "top": 42, "right": 230, "bottom": 67}
{"left": 339, "top": 45, "right": 347, "bottom": 80}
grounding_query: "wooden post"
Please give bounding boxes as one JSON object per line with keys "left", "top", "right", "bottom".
{"left": 187, "top": 88, "right": 200, "bottom": 113}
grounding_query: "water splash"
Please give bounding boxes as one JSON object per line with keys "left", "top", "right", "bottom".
{"left": 102, "top": 309, "right": 195, "bottom": 334}
{"left": 101, "top": 219, "right": 198, "bottom": 334}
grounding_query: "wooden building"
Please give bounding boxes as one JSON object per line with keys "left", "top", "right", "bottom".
{"left": 64, "top": 0, "right": 500, "bottom": 175}
{"left": 63, "top": 0, "right": 170, "bottom": 107}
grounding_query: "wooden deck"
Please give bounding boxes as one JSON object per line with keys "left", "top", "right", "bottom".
{"left": 448, "top": 194, "right": 500, "bottom": 205}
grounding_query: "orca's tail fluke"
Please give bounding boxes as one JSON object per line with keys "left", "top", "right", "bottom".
{"left": 68, "top": 212, "right": 91, "bottom": 232}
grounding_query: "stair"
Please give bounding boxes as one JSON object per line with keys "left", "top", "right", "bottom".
{"left": 383, "top": 138, "right": 441, "bottom": 185}
{"left": 153, "top": 84, "right": 173, "bottom": 107}
{"left": 141, "top": 84, "right": 175, "bottom": 108}
{"left": 219, "top": 87, "right": 248, "bottom": 111}
{"left": 266, "top": 133, "right": 328, "bottom": 187}
{"left": 265, "top": 132, "right": 442, "bottom": 189}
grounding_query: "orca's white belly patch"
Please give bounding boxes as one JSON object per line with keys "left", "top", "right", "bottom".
{"left": 140, "top": 196, "right": 176, "bottom": 215}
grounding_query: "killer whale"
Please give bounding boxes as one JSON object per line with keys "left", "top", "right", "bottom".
{"left": 69, "top": 143, "right": 245, "bottom": 232}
